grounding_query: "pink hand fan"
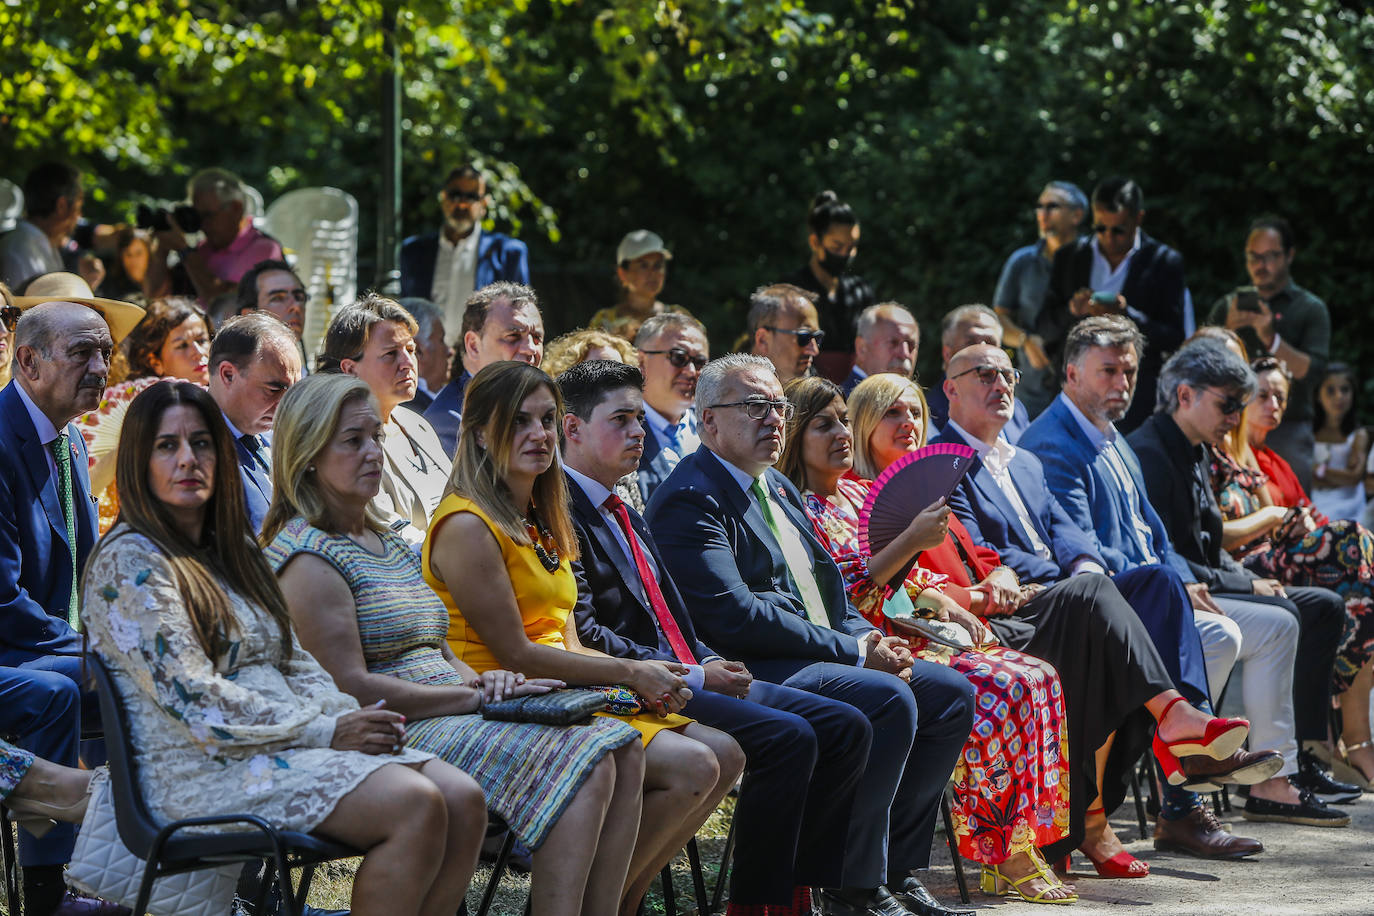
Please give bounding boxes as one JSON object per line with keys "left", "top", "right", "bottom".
{"left": 859, "top": 442, "right": 978, "bottom": 590}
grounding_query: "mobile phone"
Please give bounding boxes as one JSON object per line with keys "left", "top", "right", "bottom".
{"left": 1235, "top": 286, "right": 1262, "bottom": 313}
{"left": 1091, "top": 290, "right": 1117, "bottom": 305}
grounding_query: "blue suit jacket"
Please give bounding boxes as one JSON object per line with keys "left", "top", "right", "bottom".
{"left": 1019, "top": 396, "right": 1193, "bottom": 581}
{"left": 0, "top": 382, "right": 98, "bottom": 657}
{"left": 567, "top": 473, "right": 718, "bottom": 664}
{"left": 634, "top": 426, "right": 680, "bottom": 506}
{"left": 645, "top": 448, "right": 873, "bottom": 668}
{"left": 232, "top": 431, "right": 272, "bottom": 535}
{"left": 840, "top": 366, "right": 866, "bottom": 398}
{"left": 398, "top": 230, "right": 530, "bottom": 300}
{"left": 422, "top": 370, "right": 470, "bottom": 458}
{"left": 932, "top": 424, "right": 1103, "bottom": 584}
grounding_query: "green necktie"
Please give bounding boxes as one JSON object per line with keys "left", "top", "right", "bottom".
{"left": 750, "top": 479, "right": 830, "bottom": 628}
{"left": 50, "top": 433, "right": 79, "bottom": 628}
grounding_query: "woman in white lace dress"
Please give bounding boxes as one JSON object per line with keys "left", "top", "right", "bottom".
{"left": 81, "top": 380, "right": 486, "bottom": 916}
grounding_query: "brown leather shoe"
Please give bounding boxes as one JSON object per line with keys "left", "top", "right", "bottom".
{"left": 1180, "top": 747, "right": 1283, "bottom": 792}
{"left": 1153, "top": 806, "right": 1263, "bottom": 859}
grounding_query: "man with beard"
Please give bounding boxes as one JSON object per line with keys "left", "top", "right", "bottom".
{"left": 0, "top": 275, "right": 143, "bottom": 915}
{"left": 399, "top": 162, "right": 530, "bottom": 345}
{"left": 842, "top": 303, "right": 919, "bottom": 396}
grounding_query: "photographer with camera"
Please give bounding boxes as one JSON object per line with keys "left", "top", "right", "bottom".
{"left": 1205, "top": 216, "right": 1330, "bottom": 492}
{"left": 144, "top": 167, "right": 282, "bottom": 307}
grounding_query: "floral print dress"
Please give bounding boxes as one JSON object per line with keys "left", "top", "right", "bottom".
{"left": 82, "top": 528, "right": 433, "bottom": 831}
{"left": 804, "top": 477, "right": 1070, "bottom": 865}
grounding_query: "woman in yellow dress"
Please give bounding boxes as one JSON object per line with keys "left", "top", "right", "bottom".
{"left": 423, "top": 359, "right": 743, "bottom": 916}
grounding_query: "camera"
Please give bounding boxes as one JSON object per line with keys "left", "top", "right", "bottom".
{"left": 135, "top": 203, "right": 201, "bottom": 234}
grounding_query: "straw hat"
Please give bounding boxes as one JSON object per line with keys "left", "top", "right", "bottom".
{"left": 14, "top": 272, "right": 146, "bottom": 343}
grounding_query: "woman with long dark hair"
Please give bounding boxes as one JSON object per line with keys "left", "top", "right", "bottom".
{"left": 787, "top": 190, "right": 876, "bottom": 354}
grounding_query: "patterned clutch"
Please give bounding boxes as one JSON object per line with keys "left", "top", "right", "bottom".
{"left": 481, "top": 689, "right": 607, "bottom": 726}
{"left": 584, "top": 685, "right": 645, "bottom": 716}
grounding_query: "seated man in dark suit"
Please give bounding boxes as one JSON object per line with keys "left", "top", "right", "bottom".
{"left": 423, "top": 282, "right": 544, "bottom": 456}
{"left": 399, "top": 161, "right": 530, "bottom": 341}
{"left": 647, "top": 353, "right": 975, "bottom": 916}
{"left": 558, "top": 359, "right": 873, "bottom": 915}
{"left": 843, "top": 303, "right": 918, "bottom": 397}
{"left": 3, "top": 285, "right": 143, "bottom": 916}
{"left": 1037, "top": 177, "right": 1186, "bottom": 433}
{"left": 1129, "top": 339, "right": 1350, "bottom": 826}
{"left": 923, "top": 304, "right": 1029, "bottom": 441}
{"left": 206, "top": 313, "right": 302, "bottom": 534}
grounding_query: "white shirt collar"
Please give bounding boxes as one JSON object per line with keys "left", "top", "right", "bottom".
{"left": 438, "top": 226, "right": 481, "bottom": 257}
{"left": 221, "top": 411, "right": 248, "bottom": 441}
{"left": 707, "top": 448, "right": 765, "bottom": 495}
{"left": 15, "top": 381, "right": 61, "bottom": 445}
{"left": 565, "top": 465, "right": 616, "bottom": 509}
{"left": 945, "top": 417, "right": 1015, "bottom": 466}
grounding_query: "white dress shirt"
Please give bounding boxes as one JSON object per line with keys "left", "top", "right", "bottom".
{"left": 431, "top": 227, "right": 482, "bottom": 345}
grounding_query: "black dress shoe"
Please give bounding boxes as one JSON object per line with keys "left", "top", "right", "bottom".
{"left": 819, "top": 886, "right": 915, "bottom": 916}
{"left": 889, "top": 876, "right": 974, "bottom": 916}
{"left": 1242, "top": 788, "right": 1352, "bottom": 827}
{"left": 1293, "top": 749, "right": 1362, "bottom": 801}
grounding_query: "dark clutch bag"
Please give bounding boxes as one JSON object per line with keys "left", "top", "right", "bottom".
{"left": 481, "top": 689, "right": 606, "bottom": 726}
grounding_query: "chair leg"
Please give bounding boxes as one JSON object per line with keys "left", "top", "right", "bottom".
{"left": 1212, "top": 791, "right": 1223, "bottom": 817}
{"left": 1, "top": 807, "right": 21, "bottom": 916}
{"left": 475, "top": 830, "right": 516, "bottom": 916}
{"left": 1129, "top": 757, "right": 1148, "bottom": 840}
{"left": 660, "top": 863, "right": 677, "bottom": 916}
{"left": 709, "top": 811, "right": 737, "bottom": 913}
{"left": 686, "top": 838, "right": 710, "bottom": 915}
{"left": 940, "top": 790, "right": 969, "bottom": 905}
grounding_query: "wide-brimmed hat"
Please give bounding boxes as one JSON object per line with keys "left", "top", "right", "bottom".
{"left": 14, "top": 272, "right": 146, "bottom": 343}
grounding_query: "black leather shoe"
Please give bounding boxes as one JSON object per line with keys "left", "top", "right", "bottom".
{"left": 1293, "top": 749, "right": 1362, "bottom": 802}
{"left": 1242, "top": 788, "right": 1351, "bottom": 826}
{"left": 889, "top": 876, "right": 974, "bottom": 916}
{"left": 819, "top": 886, "right": 915, "bottom": 916}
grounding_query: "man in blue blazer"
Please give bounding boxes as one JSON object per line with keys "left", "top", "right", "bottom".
{"left": 647, "top": 353, "right": 974, "bottom": 916}
{"left": 558, "top": 360, "right": 872, "bottom": 910}
{"left": 399, "top": 162, "right": 530, "bottom": 343}
{"left": 2, "top": 287, "right": 143, "bottom": 916}
{"left": 632, "top": 313, "right": 708, "bottom": 504}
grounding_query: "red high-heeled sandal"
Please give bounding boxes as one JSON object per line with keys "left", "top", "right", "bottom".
{"left": 1080, "top": 808, "right": 1149, "bottom": 878}
{"left": 1152, "top": 696, "right": 1249, "bottom": 785}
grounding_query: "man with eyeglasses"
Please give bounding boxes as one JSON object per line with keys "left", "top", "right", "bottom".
{"left": 647, "top": 352, "right": 976, "bottom": 916}
{"left": 1037, "top": 177, "right": 1187, "bottom": 433}
{"left": 1129, "top": 339, "right": 1349, "bottom": 827}
{"left": 399, "top": 162, "right": 530, "bottom": 343}
{"left": 924, "top": 304, "right": 1030, "bottom": 441}
{"left": 992, "top": 180, "right": 1087, "bottom": 418}
{"left": 843, "top": 302, "right": 919, "bottom": 396}
{"left": 146, "top": 167, "right": 283, "bottom": 306}
{"left": 1204, "top": 216, "right": 1329, "bottom": 491}
{"left": 747, "top": 282, "right": 825, "bottom": 385}
{"left": 633, "top": 311, "right": 709, "bottom": 503}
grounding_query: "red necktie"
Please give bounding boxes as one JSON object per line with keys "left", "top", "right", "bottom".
{"left": 603, "top": 494, "right": 698, "bottom": 665}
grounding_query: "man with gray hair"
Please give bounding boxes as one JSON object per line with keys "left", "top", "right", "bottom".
{"left": 648, "top": 352, "right": 976, "bottom": 916}
{"left": 843, "top": 302, "right": 918, "bottom": 396}
{"left": 633, "top": 311, "right": 709, "bottom": 502}
{"left": 1129, "top": 339, "right": 1350, "bottom": 826}
{"left": 146, "top": 167, "right": 283, "bottom": 304}
{"left": 993, "top": 180, "right": 1087, "bottom": 417}
{"left": 398, "top": 297, "right": 452, "bottom": 411}
{"left": 924, "top": 303, "right": 1030, "bottom": 440}
{"left": 746, "top": 282, "right": 824, "bottom": 385}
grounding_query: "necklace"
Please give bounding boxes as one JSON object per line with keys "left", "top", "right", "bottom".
{"left": 523, "top": 511, "right": 560, "bottom": 573}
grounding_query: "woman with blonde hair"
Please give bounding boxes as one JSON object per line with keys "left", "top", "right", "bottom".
{"left": 542, "top": 328, "right": 638, "bottom": 378}
{"left": 262, "top": 373, "right": 645, "bottom": 916}
{"left": 425, "top": 360, "right": 743, "bottom": 916}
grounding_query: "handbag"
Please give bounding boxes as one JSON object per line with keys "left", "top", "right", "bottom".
{"left": 583, "top": 684, "right": 644, "bottom": 716}
{"left": 481, "top": 688, "right": 607, "bottom": 726}
{"left": 66, "top": 767, "right": 240, "bottom": 916}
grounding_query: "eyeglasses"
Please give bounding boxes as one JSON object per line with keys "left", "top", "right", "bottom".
{"left": 0, "top": 306, "right": 19, "bottom": 333}
{"left": 763, "top": 326, "right": 825, "bottom": 347}
{"left": 709, "top": 398, "right": 796, "bottom": 421}
{"left": 640, "top": 347, "right": 707, "bottom": 371}
{"left": 1092, "top": 224, "right": 1132, "bottom": 239}
{"left": 444, "top": 188, "right": 483, "bottom": 203}
{"left": 1201, "top": 387, "right": 1250, "bottom": 416}
{"left": 949, "top": 364, "right": 1021, "bottom": 387}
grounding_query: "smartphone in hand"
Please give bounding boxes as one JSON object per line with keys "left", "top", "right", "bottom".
{"left": 1235, "top": 286, "right": 1262, "bottom": 313}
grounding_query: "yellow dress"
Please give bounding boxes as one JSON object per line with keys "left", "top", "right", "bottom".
{"left": 425, "top": 493, "right": 690, "bottom": 744}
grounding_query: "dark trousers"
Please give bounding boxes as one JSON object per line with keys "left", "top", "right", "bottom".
{"left": 0, "top": 665, "right": 82, "bottom": 867}
{"left": 1113, "top": 564, "right": 1212, "bottom": 706}
{"left": 682, "top": 681, "right": 870, "bottom": 904}
{"left": 1224, "top": 585, "right": 1345, "bottom": 742}
{"left": 748, "top": 658, "right": 973, "bottom": 889}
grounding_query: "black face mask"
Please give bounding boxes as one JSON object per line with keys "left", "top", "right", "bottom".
{"left": 820, "top": 249, "right": 854, "bottom": 276}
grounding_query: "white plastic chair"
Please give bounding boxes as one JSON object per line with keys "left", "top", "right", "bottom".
{"left": 261, "top": 188, "right": 359, "bottom": 358}
{"left": 0, "top": 179, "right": 24, "bottom": 233}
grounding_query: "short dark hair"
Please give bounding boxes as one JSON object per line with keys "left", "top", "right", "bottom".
{"left": 1092, "top": 176, "right": 1144, "bottom": 215}
{"left": 443, "top": 162, "right": 485, "bottom": 189}
{"left": 1313, "top": 363, "right": 1360, "bottom": 437}
{"left": 1248, "top": 215, "right": 1295, "bottom": 253}
{"left": 1063, "top": 315, "right": 1146, "bottom": 370}
{"left": 807, "top": 190, "right": 858, "bottom": 237}
{"left": 23, "top": 162, "right": 82, "bottom": 219}
{"left": 457, "top": 282, "right": 539, "bottom": 374}
{"left": 123, "top": 297, "right": 209, "bottom": 381}
{"left": 557, "top": 359, "right": 644, "bottom": 421}
{"left": 209, "top": 312, "right": 299, "bottom": 373}
{"left": 235, "top": 259, "right": 299, "bottom": 317}
{"left": 746, "top": 283, "right": 816, "bottom": 337}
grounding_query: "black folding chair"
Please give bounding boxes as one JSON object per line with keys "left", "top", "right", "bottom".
{"left": 90, "top": 656, "right": 361, "bottom": 916}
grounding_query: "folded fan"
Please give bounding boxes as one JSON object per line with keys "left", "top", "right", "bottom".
{"left": 859, "top": 442, "right": 978, "bottom": 590}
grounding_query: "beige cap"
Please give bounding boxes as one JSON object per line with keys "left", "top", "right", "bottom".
{"left": 14, "top": 272, "right": 146, "bottom": 343}
{"left": 616, "top": 230, "right": 672, "bottom": 266}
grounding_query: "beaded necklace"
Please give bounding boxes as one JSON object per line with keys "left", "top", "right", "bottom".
{"left": 523, "top": 511, "right": 560, "bottom": 573}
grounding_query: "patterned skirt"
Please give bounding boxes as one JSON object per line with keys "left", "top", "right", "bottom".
{"left": 0, "top": 738, "right": 34, "bottom": 800}
{"left": 1244, "top": 518, "right": 1374, "bottom": 694}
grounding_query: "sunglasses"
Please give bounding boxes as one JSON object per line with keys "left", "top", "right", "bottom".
{"left": 1201, "top": 388, "right": 1249, "bottom": 416}
{"left": 1, "top": 306, "right": 19, "bottom": 333}
{"left": 764, "top": 326, "right": 825, "bottom": 347}
{"left": 950, "top": 364, "right": 1021, "bottom": 387}
{"left": 709, "top": 398, "right": 796, "bottom": 421}
{"left": 444, "top": 188, "right": 483, "bottom": 203}
{"left": 640, "top": 347, "right": 707, "bottom": 371}
{"left": 1092, "top": 223, "right": 1132, "bottom": 239}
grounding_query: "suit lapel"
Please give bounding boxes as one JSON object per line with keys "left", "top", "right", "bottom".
{"left": 1006, "top": 451, "right": 1053, "bottom": 543}
{"left": 569, "top": 480, "right": 650, "bottom": 610}
{"left": 4, "top": 387, "right": 70, "bottom": 545}
{"left": 699, "top": 450, "right": 787, "bottom": 572}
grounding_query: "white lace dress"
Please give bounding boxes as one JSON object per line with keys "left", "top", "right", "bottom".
{"left": 81, "top": 528, "right": 433, "bottom": 832}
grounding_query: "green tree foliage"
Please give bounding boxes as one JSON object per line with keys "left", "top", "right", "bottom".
{"left": 4, "top": 1, "right": 1372, "bottom": 390}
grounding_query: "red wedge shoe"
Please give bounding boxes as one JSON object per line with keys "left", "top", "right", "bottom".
{"left": 1081, "top": 808, "right": 1150, "bottom": 878}
{"left": 1152, "top": 697, "right": 1250, "bottom": 785}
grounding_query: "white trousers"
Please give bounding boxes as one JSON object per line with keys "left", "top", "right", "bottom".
{"left": 1210, "top": 595, "right": 1301, "bottom": 776}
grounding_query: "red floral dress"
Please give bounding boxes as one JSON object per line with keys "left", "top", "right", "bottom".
{"left": 804, "top": 476, "right": 1070, "bottom": 865}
